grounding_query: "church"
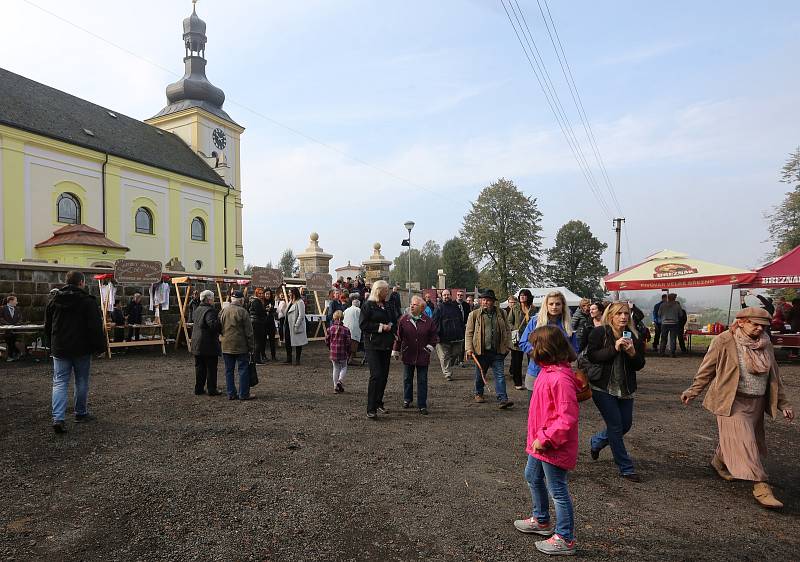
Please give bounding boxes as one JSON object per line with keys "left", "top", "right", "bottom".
{"left": 0, "top": 3, "right": 244, "bottom": 275}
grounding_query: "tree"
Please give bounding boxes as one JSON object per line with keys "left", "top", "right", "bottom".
{"left": 460, "top": 178, "right": 543, "bottom": 298}
{"left": 442, "top": 238, "right": 478, "bottom": 289}
{"left": 279, "top": 248, "right": 298, "bottom": 278}
{"left": 766, "top": 147, "right": 800, "bottom": 256}
{"left": 546, "top": 220, "right": 608, "bottom": 300}
{"left": 389, "top": 240, "right": 442, "bottom": 289}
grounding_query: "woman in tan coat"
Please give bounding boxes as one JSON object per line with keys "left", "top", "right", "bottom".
{"left": 681, "top": 307, "right": 794, "bottom": 508}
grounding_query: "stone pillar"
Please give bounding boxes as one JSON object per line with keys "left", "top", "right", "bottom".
{"left": 297, "top": 232, "right": 333, "bottom": 275}
{"left": 362, "top": 242, "right": 391, "bottom": 284}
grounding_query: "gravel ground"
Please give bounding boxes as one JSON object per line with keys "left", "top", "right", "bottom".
{"left": 1, "top": 344, "right": 798, "bottom": 561}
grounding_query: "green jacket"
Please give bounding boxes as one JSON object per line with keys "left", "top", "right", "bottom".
{"left": 219, "top": 303, "right": 254, "bottom": 355}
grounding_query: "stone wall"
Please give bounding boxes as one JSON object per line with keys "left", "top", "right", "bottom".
{"left": 0, "top": 262, "right": 246, "bottom": 341}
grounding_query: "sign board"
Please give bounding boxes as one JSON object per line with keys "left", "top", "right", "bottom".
{"left": 251, "top": 267, "right": 284, "bottom": 288}
{"left": 305, "top": 272, "right": 333, "bottom": 292}
{"left": 114, "top": 259, "right": 162, "bottom": 284}
{"left": 406, "top": 282, "right": 421, "bottom": 291}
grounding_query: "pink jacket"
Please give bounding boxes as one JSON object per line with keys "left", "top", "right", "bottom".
{"left": 527, "top": 362, "right": 580, "bottom": 471}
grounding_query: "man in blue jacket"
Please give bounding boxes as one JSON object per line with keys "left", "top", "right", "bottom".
{"left": 432, "top": 289, "right": 465, "bottom": 381}
{"left": 652, "top": 294, "right": 667, "bottom": 351}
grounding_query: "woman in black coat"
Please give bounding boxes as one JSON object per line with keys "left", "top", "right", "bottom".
{"left": 248, "top": 288, "right": 267, "bottom": 363}
{"left": 190, "top": 290, "right": 221, "bottom": 396}
{"left": 263, "top": 288, "right": 278, "bottom": 361}
{"left": 586, "top": 301, "right": 646, "bottom": 481}
{"left": 360, "top": 280, "right": 396, "bottom": 419}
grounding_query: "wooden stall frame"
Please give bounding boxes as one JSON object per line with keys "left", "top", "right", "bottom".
{"left": 98, "top": 277, "right": 166, "bottom": 358}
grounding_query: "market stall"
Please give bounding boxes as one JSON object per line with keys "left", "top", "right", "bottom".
{"left": 96, "top": 260, "right": 167, "bottom": 358}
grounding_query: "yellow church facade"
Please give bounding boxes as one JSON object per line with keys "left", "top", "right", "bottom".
{"left": 0, "top": 4, "right": 245, "bottom": 274}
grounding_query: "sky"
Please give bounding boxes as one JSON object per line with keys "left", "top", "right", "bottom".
{"left": 2, "top": 0, "right": 799, "bottom": 306}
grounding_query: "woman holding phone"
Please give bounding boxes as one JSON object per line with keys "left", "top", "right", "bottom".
{"left": 586, "top": 301, "right": 646, "bottom": 482}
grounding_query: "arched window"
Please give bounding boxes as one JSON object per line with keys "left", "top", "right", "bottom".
{"left": 57, "top": 193, "right": 80, "bottom": 224}
{"left": 191, "top": 217, "right": 206, "bottom": 241}
{"left": 135, "top": 207, "right": 153, "bottom": 234}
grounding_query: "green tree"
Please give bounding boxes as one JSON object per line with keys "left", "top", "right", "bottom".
{"left": 389, "top": 240, "right": 442, "bottom": 289}
{"left": 766, "top": 147, "right": 800, "bottom": 256}
{"left": 442, "top": 238, "right": 478, "bottom": 289}
{"left": 546, "top": 220, "right": 608, "bottom": 299}
{"left": 460, "top": 178, "right": 543, "bottom": 298}
{"left": 279, "top": 248, "right": 298, "bottom": 278}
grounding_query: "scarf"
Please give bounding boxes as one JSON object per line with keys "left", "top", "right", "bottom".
{"left": 730, "top": 321, "right": 771, "bottom": 375}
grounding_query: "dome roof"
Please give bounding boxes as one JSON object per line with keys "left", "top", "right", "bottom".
{"left": 183, "top": 3, "right": 206, "bottom": 36}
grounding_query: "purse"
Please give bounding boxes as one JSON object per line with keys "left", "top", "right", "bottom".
{"left": 248, "top": 358, "right": 259, "bottom": 387}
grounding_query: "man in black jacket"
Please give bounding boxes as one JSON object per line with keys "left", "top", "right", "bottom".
{"left": 432, "top": 289, "right": 465, "bottom": 381}
{"left": 45, "top": 271, "right": 106, "bottom": 433}
{"left": 125, "top": 293, "right": 143, "bottom": 341}
{"left": 191, "top": 290, "right": 221, "bottom": 395}
{"left": 387, "top": 285, "right": 403, "bottom": 323}
{"left": 455, "top": 290, "right": 471, "bottom": 367}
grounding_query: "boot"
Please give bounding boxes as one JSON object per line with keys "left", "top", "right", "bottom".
{"left": 710, "top": 455, "right": 734, "bottom": 481}
{"left": 753, "top": 482, "right": 783, "bottom": 509}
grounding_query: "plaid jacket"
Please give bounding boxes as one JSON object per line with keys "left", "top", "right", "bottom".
{"left": 325, "top": 321, "right": 352, "bottom": 362}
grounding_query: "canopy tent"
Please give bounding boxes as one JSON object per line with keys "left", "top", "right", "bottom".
{"left": 506, "top": 286, "right": 583, "bottom": 308}
{"left": 735, "top": 245, "right": 800, "bottom": 289}
{"left": 602, "top": 250, "right": 756, "bottom": 291}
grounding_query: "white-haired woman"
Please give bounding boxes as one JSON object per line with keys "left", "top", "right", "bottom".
{"left": 284, "top": 287, "right": 308, "bottom": 365}
{"left": 518, "top": 291, "right": 577, "bottom": 390}
{"left": 586, "top": 301, "right": 646, "bottom": 482}
{"left": 190, "top": 289, "right": 221, "bottom": 396}
{"left": 360, "top": 280, "right": 396, "bottom": 419}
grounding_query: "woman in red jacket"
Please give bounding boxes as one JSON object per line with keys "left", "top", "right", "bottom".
{"left": 392, "top": 295, "right": 440, "bottom": 415}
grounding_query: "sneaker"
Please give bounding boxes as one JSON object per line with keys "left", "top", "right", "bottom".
{"left": 74, "top": 414, "right": 96, "bottom": 423}
{"left": 367, "top": 411, "right": 377, "bottom": 420}
{"left": 52, "top": 420, "right": 67, "bottom": 433}
{"left": 377, "top": 406, "right": 390, "bottom": 415}
{"left": 419, "top": 408, "right": 429, "bottom": 415}
{"left": 445, "top": 375, "right": 453, "bottom": 381}
{"left": 498, "top": 400, "right": 514, "bottom": 409}
{"left": 621, "top": 473, "right": 641, "bottom": 483}
{"left": 336, "top": 382, "right": 344, "bottom": 393}
{"left": 402, "top": 401, "right": 410, "bottom": 409}
{"left": 514, "top": 385, "right": 525, "bottom": 390}
{"left": 535, "top": 534, "right": 576, "bottom": 556}
{"left": 590, "top": 448, "right": 600, "bottom": 461}
{"left": 473, "top": 395, "right": 486, "bottom": 404}
{"left": 228, "top": 395, "right": 239, "bottom": 401}
{"left": 513, "top": 517, "right": 554, "bottom": 536}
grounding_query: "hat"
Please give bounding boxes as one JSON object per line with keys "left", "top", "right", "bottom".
{"left": 231, "top": 290, "right": 244, "bottom": 299}
{"left": 478, "top": 288, "right": 497, "bottom": 301}
{"left": 735, "top": 307, "right": 771, "bottom": 326}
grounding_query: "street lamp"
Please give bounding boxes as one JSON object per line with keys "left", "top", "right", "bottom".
{"left": 404, "top": 220, "right": 415, "bottom": 303}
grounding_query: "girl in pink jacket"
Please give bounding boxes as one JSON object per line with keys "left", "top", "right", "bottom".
{"left": 513, "top": 325, "right": 579, "bottom": 556}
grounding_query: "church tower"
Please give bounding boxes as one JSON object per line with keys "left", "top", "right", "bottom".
{"left": 145, "top": 1, "right": 245, "bottom": 270}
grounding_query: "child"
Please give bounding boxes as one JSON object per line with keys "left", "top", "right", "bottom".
{"left": 325, "top": 310, "right": 351, "bottom": 393}
{"left": 514, "top": 324, "right": 579, "bottom": 555}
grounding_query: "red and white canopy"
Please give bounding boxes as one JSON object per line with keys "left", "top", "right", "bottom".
{"left": 602, "top": 249, "right": 756, "bottom": 291}
{"left": 736, "top": 245, "right": 800, "bottom": 289}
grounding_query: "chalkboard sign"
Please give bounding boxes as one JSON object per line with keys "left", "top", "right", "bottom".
{"left": 251, "top": 267, "right": 284, "bottom": 288}
{"left": 114, "top": 259, "right": 163, "bottom": 284}
{"left": 305, "top": 272, "right": 333, "bottom": 292}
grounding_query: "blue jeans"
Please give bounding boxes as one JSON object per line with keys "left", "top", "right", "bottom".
{"left": 403, "top": 364, "right": 429, "bottom": 408}
{"left": 591, "top": 390, "right": 635, "bottom": 474}
{"left": 223, "top": 353, "right": 251, "bottom": 398}
{"left": 525, "top": 455, "right": 574, "bottom": 541}
{"left": 474, "top": 351, "right": 508, "bottom": 401}
{"left": 52, "top": 355, "right": 91, "bottom": 422}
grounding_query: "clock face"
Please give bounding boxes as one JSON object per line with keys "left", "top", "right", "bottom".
{"left": 212, "top": 127, "right": 227, "bottom": 150}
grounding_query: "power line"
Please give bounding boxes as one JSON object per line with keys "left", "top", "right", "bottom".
{"left": 536, "top": 0, "right": 623, "bottom": 214}
{"left": 19, "top": 0, "right": 451, "bottom": 203}
{"left": 499, "top": 0, "right": 613, "bottom": 219}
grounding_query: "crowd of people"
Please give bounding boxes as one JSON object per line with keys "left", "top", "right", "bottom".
{"left": 3, "top": 270, "right": 794, "bottom": 556}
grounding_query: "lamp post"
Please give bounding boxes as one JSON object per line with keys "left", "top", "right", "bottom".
{"left": 404, "top": 220, "right": 415, "bottom": 303}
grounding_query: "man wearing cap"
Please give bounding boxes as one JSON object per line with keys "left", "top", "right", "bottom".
{"left": 464, "top": 289, "right": 514, "bottom": 409}
{"left": 219, "top": 290, "right": 255, "bottom": 400}
{"left": 681, "top": 307, "right": 793, "bottom": 509}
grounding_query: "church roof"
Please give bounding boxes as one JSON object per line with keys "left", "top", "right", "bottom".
{"left": 0, "top": 67, "right": 227, "bottom": 187}
{"left": 35, "top": 224, "right": 130, "bottom": 250}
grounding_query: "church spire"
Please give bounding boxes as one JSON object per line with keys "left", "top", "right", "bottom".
{"left": 150, "top": 1, "right": 238, "bottom": 125}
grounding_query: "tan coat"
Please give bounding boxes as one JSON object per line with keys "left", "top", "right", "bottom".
{"left": 683, "top": 330, "right": 790, "bottom": 418}
{"left": 464, "top": 305, "right": 511, "bottom": 356}
{"left": 219, "top": 303, "right": 254, "bottom": 355}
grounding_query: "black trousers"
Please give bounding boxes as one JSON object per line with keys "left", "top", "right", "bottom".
{"left": 366, "top": 348, "right": 391, "bottom": 413}
{"left": 283, "top": 323, "right": 302, "bottom": 363}
{"left": 253, "top": 322, "right": 266, "bottom": 361}
{"left": 652, "top": 323, "right": 661, "bottom": 348}
{"left": 509, "top": 349, "right": 524, "bottom": 387}
{"left": 194, "top": 355, "right": 218, "bottom": 393}
{"left": 265, "top": 322, "right": 277, "bottom": 359}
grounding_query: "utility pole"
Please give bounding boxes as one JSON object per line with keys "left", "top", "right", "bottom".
{"left": 613, "top": 218, "right": 625, "bottom": 301}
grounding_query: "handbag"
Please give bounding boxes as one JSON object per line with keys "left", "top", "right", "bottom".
{"left": 572, "top": 349, "right": 593, "bottom": 402}
{"left": 248, "top": 357, "right": 259, "bottom": 387}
